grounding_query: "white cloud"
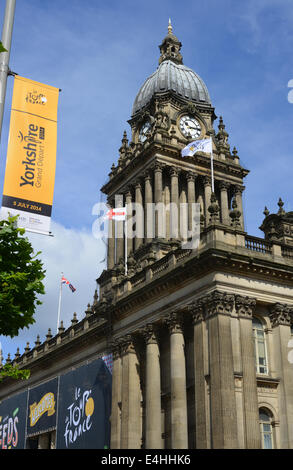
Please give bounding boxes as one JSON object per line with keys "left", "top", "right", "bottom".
{"left": 0, "top": 220, "right": 106, "bottom": 360}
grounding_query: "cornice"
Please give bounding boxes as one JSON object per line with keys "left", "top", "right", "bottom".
{"left": 105, "top": 243, "right": 293, "bottom": 322}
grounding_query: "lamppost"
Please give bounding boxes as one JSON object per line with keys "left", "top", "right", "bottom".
{"left": 0, "top": 0, "right": 16, "bottom": 143}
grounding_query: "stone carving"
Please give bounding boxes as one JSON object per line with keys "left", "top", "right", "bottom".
{"left": 109, "top": 338, "right": 123, "bottom": 360}
{"left": 269, "top": 303, "right": 292, "bottom": 327}
{"left": 142, "top": 324, "right": 159, "bottom": 345}
{"left": 208, "top": 192, "right": 220, "bottom": 224}
{"left": 189, "top": 300, "right": 205, "bottom": 324}
{"left": 203, "top": 290, "right": 234, "bottom": 318}
{"left": 165, "top": 311, "right": 184, "bottom": 334}
{"left": 216, "top": 116, "right": 230, "bottom": 152}
{"left": 229, "top": 198, "right": 241, "bottom": 228}
{"left": 234, "top": 295, "right": 256, "bottom": 318}
{"left": 120, "top": 334, "right": 137, "bottom": 356}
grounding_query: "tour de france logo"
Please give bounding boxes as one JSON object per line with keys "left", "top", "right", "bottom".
{"left": 29, "top": 392, "right": 56, "bottom": 427}
{"left": 25, "top": 90, "right": 47, "bottom": 105}
{"left": 64, "top": 387, "right": 95, "bottom": 448}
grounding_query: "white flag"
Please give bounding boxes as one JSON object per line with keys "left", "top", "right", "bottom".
{"left": 105, "top": 207, "right": 127, "bottom": 221}
{"left": 181, "top": 137, "right": 212, "bottom": 157}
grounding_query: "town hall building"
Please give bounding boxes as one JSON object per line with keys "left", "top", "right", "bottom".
{"left": 1, "top": 22, "right": 293, "bottom": 450}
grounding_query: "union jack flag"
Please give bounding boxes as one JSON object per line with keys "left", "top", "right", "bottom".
{"left": 61, "top": 275, "right": 76, "bottom": 293}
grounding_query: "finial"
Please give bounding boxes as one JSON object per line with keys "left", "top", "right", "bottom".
{"left": 159, "top": 19, "right": 183, "bottom": 65}
{"left": 25, "top": 342, "right": 30, "bottom": 353}
{"left": 35, "top": 335, "right": 41, "bottom": 347}
{"left": 15, "top": 348, "right": 20, "bottom": 359}
{"left": 278, "top": 197, "right": 285, "bottom": 215}
{"left": 263, "top": 206, "right": 270, "bottom": 217}
{"left": 85, "top": 303, "right": 92, "bottom": 317}
{"left": 6, "top": 353, "right": 11, "bottom": 364}
{"left": 71, "top": 312, "right": 78, "bottom": 325}
{"left": 58, "top": 321, "right": 65, "bottom": 334}
{"left": 93, "top": 289, "right": 99, "bottom": 306}
{"left": 122, "top": 130, "right": 128, "bottom": 146}
{"left": 46, "top": 328, "right": 53, "bottom": 340}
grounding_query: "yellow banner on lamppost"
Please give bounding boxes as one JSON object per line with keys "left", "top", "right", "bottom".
{"left": 1, "top": 75, "right": 60, "bottom": 234}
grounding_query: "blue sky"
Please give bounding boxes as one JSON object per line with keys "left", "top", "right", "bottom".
{"left": 0, "top": 0, "right": 293, "bottom": 359}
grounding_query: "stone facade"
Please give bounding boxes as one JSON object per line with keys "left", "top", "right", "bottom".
{"left": 1, "top": 23, "right": 293, "bottom": 449}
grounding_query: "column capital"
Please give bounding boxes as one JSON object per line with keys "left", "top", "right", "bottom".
{"left": 189, "top": 300, "right": 205, "bottom": 325}
{"left": 134, "top": 179, "right": 142, "bottom": 190}
{"left": 165, "top": 311, "right": 184, "bottom": 334}
{"left": 234, "top": 184, "right": 245, "bottom": 194}
{"left": 219, "top": 180, "right": 230, "bottom": 191}
{"left": 203, "top": 175, "right": 212, "bottom": 187}
{"left": 141, "top": 323, "right": 159, "bottom": 345}
{"left": 169, "top": 166, "right": 180, "bottom": 177}
{"left": 107, "top": 198, "right": 115, "bottom": 208}
{"left": 186, "top": 171, "right": 197, "bottom": 182}
{"left": 204, "top": 290, "right": 234, "bottom": 318}
{"left": 124, "top": 186, "right": 132, "bottom": 198}
{"left": 120, "top": 334, "right": 137, "bottom": 356}
{"left": 235, "top": 295, "right": 257, "bottom": 319}
{"left": 269, "top": 302, "right": 292, "bottom": 327}
{"left": 143, "top": 168, "right": 153, "bottom": 181}
{"left": 109, "top": 338, "right": 122, "bottom": 360}
{"left": 153, "top": 161, "right": 164, "bottom": 173}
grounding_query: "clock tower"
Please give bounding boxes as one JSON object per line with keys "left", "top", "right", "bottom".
{"left": 96, "top": 21, "right": 293, "bottom": 450}
{"left": 1, "top": 21, "right": 293, "bottom": 451}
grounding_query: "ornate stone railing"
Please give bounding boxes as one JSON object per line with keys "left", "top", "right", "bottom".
{"left": 245, "top": 235, "right": 272, "bottom": 254}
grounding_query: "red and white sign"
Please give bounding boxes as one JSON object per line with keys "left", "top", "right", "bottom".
{"left": 105, "top": 207, "right": 126, "bottom": 221}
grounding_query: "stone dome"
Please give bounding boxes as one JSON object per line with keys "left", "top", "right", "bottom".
{"left": 132, "top": 60, "right": 211, "bottom": 115}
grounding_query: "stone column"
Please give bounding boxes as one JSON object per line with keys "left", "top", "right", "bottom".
{"left": 125, "top": 188, "right": 133, "bottom": 256}
{"left": 143, "top": 324, "right": 162, "bottom": 449}
{"left": 203, "top": 176, "right": 212, "bottom": 226}
{"left": 191, "top": 300, "right": 209, "bottom": 448}
{"left": 164, "top": 177, "right": 171, "bottom": 241}
{"left": 235, "top": 295, "right": 261, "bottom": 448}
{"left": 219, "top": 181, "right": 230, "bottom": 225}
{"left": 135, "top": 180, "right": 144, "bottom": 250}
{"left": 235, "top": 185, "right": 245, "bottom": 229}
{"left": 116, "top": 195, "right": 124, "bottom": 263}
{"left": 170, "top": 167, "right": 179, "bottom": 239}
{"left": 120, "top": 335, "right": 142, "bottom": 449}
{"left": 166, "top": 312, "right": 188, "bottom": 448}
{"left": 270, "top": 303, "right": 293, "bottom": 448}
{"left": 110, "top": 340, "right": 122, "bottom": 449}
{"left": 187, "top": 172, "right": 196, "bottom": 234}
{"left": 179, "top": 179, "right": 187, "bottom": 241}
{"left": 107, "top": 200, "right": 115, "bottom": 269}
{"left": 154, "top": 163, "right": 163, "bottom": 238}
{"left": 144, "top": 169, "right": 154, "bottom": 243}
{"left": 205, "top": 291, "right": 238, "bottom": 448}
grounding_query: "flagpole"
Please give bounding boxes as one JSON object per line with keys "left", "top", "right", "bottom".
{"left": 57, "top": 273, "right": 63, "bottom": 333}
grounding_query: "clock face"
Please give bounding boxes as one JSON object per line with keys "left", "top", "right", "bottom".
{"left": 179, "top": 115, "right": 201, "bottom": 139}
{"left": 139, "top": 121, "right": 152, "bottom": 142}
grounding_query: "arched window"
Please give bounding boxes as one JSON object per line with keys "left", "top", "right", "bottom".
{"left": 259, "top": 408, "right": 274, "bottom": 449}
{"left": 252, "top": 317, "right": 268, "bottom": 374}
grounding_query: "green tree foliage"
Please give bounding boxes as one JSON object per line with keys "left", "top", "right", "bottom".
{"left": 0, "top": 363, "right": 30, "bottom": 381}
{"left": 0, "top": 216, "right": 46, "bottom": 381}
{"left": 0, "top": 216, "right": 45, "bottom": 337}
{"left": 0, "top": 41, "right": 8, "bottom": 53}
